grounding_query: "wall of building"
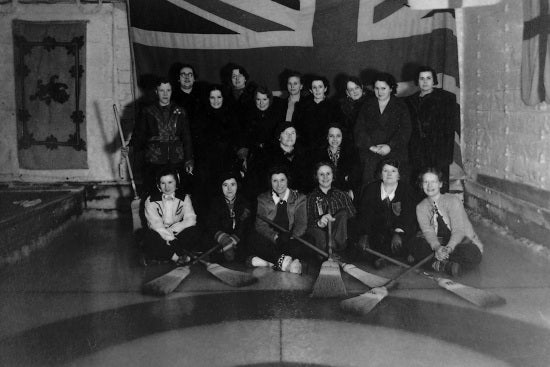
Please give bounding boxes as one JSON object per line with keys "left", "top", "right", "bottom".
{"left": 0, "top": 1, "right": 133, "bottom": 183}
{"left": 461, "top": 0, "right": 550, "bottom": 246}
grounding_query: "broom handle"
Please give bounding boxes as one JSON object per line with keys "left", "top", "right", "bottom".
{"left": 179, "top": 242, "right": 234, "bottom": 266}
{"left": 383, "top": 253, "right": 434, "bottom": 287}
{"left": 113, "top": 104, "right": 139, "bottom": 200}
{"left": 363, "top": 247, "right": 438, "bottom": 280}
{"left": 327, "top": 220, "right": 333, "bottom": 257}
{"left": 257, "top": 214, "right": 328, "bottom": 258}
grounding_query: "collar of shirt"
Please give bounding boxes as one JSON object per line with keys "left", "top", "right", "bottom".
{"left": 272, "top": 189, "right": 290, "bottom": 204}
{"left": 380, "top": 183, "right": 396, "bottom": 201}
{"left": 163, "top": 193, "right": 176, "bottom": 201}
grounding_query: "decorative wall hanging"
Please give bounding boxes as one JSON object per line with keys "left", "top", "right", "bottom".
{"left": 13, "top": 20, "right": 87, "bottom": 169}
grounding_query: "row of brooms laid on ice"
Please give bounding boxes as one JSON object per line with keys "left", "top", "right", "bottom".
{"left": 141, "top": 215, "right": 506, "bottom": 315}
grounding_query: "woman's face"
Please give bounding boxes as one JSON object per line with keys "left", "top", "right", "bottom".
{"left": 381, "top": 164, "right": 399, "bottom": 185}
{"left": 374, "top": 80, "right": 391, "bottom": 102}
{"left": 327, "top": 127, "right": 343, "bottom": 150}
{"left": 209, "top": 90, "right": 223, "bottom": 109}
{"left": 418, "top": 71, "right": 435, "bottom": 94}
{"left": 310, "top": 80, "right": 327, "bottom": 102}
{"left": 159, "top": 174, "right": 177, "bottom": 195}
{"left": 271, "top": 173, "right": 288, "bottom": 196}
{"left": 231, "top": 69, "right": 246, "bottom": 89}
{"left": 346, "top": 81, "right": 363, "bottom": 101}
{"left": 222, "top": 178, "right": 238, "bottom": 201}
{"left": 287, "top": 76, "right": 303, "bottom": 96}
{"left": 255, "top": 92, "right": 270, "bottom": 111}
{"left": 279, "top": 127, "right": 297, "bottom": 148}
{"left": 421, "top": 172, "right": 443, "bottom": 198}
{"left": 317, "top": 165, "right": 334, "bottom": 190}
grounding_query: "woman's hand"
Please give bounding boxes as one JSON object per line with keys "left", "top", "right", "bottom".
{"left": 391, "top": 233, "right": 403, "bottom": 253}
{"left": 317, "top": 213, "right": 335, "bottom": 228}
{"left": 375, "top": 144, "right": 391, "bottom": 156}
{"left": 435, "top": 245, "right": 450, "bottom": 261}
{"left": 158, "top": 227, "right": 176, "bottom": 242}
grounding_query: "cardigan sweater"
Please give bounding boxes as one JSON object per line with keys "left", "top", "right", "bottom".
{"left": 145, "top": 190, "right": 197, "bottom": 235}
{"left": 255, "top": 189, "right": 307, "bottom": 243}
{"left": 416, "top": 193, "right": 483, "bottom": 252}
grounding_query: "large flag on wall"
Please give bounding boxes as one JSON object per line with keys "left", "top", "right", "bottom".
{"left": 129, "top": 0, "right": 461, "bottom": 164}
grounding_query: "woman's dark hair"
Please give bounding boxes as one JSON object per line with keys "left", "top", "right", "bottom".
{"left": 222, "top": 62, "right": 249, "bottom": 85}
{"left": 156, "top": 166, "right": 180, "bottom": 188}
{"left": 219, "top": 170, "right": 241, "bottom": 190}
{"left": 254, "top": 85, "right": 274, "bottom": 106}
{"left": 376, "top": 158, "right": 400, "bottom": 179}
{"left": 418, "top": 166, "right": 444, "bottom": 188}
{"left": 414, "top": 66, "right": 438, "bottom": 86}
{"left": 309, "top": 75, "right": 330, "bottom": 95}
{"left": 268, "top": 165, "right": 292, "bottom": 186}
{"left": 155, "top": 77, "right": 171, "bottom": 88}
{"left": 345, "top": 76, "right": 364, "bottom": 91}
{"left": 286, "top": 70, "right": 303, "bottom": 84}
{"left": 179, "top": 63, "right": 198, "bottom": 79}
{"left": 373, "top": 72, "right": 398, "bottom": 95}
{"left": 313, "top": 161, "right": 336, "bottom": 182}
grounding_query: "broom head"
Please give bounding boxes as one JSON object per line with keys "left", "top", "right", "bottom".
{"left": 205, "top": 263, "right": 257, "bottom": 287}
{"left": 142, "top": 266, "right": 191, "bottom": 296}
{"left": 437, "top": 277, "right": 506, "bottom": 308}
{"left": 340, "top": 262, "right": 390, "bottom": 288}
{"left": 311, "top": 259, "right": 347, "bottom": 298}
{"left": 340, "top": 286, "right": 389, "bottom": 315}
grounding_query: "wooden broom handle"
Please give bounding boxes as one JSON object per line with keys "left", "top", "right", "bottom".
{"left": 257, "top": 214, "right": 328, "bottom": 259}
{"left": 113, "top": 104, "right": 138, "bottom": 199}
{"left": 327, "top": 220, "right": 333, "bottom": 257}
{"left": 383, "top": 253, "right": 434, "bottom": 287}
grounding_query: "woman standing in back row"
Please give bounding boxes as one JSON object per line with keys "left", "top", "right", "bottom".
{"left": 406, "top": 66, "right": 458, "bottom": 193}
{"left": 354, "top": 73, "right": 411, "bottom": 186}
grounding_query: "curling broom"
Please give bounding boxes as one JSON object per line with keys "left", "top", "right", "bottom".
{"left": 113, "top": 104, "right": 141, "bottom": 232}
{"left": 310, "top": 220, "right": 347, "bottom": 298}
{"left": 181, "top": 248, "right": 257, "bottom": 287}
{"left": 340, "top": 253, "right": 434, "bottom": 315}
{"left": 256, "top": 214, "right": 389, "bottom": 288}
{"left": 363, "top": 247, "right": 506, "bottom": 308}
{"left": 142, "top": 242, "right": 226, "bottom": 296}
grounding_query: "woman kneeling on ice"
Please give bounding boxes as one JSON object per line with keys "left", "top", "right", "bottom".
{"left": 410, "top": 167, "right": 483, "bottom": 276}
{"left": 143, "top": 166, "right": 202, "bottom": 264}
{"left": 248, "top": 166, "right": 315, "bottom": 274}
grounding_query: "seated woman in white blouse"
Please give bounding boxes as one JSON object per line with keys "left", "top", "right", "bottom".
{"left": 143, "top": 166, "right": 202, "bottom": 263}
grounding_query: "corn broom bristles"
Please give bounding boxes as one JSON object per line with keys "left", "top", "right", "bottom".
{"left": 142, "top": 266, "right": 191, "bottom": 296}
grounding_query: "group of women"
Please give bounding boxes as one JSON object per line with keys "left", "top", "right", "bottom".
{"left": 132, "top": 62, "right": 483, "bottom": 277}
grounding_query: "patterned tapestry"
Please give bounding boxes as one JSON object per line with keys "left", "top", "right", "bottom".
{"left": 13, "top": 20, "right": 87, "bottom": 170}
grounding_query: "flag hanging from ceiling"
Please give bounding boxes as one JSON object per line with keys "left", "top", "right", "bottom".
{"left": 521, "top": 0, "right": 550, "bottom": 106}
{"left": 128, "top": 0, "right": 461, "bottom": 165}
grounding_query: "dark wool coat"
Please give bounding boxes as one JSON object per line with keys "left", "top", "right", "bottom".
{"left": 339, "top": 94, "right": 369, "bottom": 137}
{"left": 240, "top": 102, "right": 284, "bottom": 152}
{"left": 204, "top": 193, "right": 253, "bottom": 241}
{"left": 193, "top": 105, "right": 238, "bottom": 166}
{"left": 356, "top": 181, "right": 419, "bottom": 251}
{"left": 171, "top": 84, "right": 202, "bottom": 122}
{"left": 406, "top": 88, "right": 458, "bottom": 172}
{"left": 262, "top": 143, "right": 313, "bottom": 194}
{"left": 354, "top": 96, "right": 411, "bottom": 184}
{"left": 133, "top": 102, "right": 193, "bottom": 165}
{"left": 292, "top": 96, "right": 341, "bottom": 151}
